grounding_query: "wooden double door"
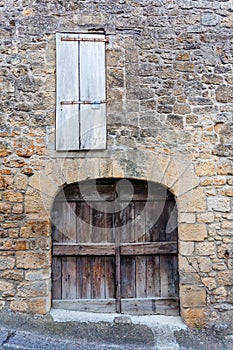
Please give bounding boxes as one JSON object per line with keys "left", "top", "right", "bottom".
{"left": 52, "top": 179, "right": 179, "bottom": 315}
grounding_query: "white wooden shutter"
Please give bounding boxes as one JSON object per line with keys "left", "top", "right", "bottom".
{"left": 56, "top": 33, "right": 106, "bottom": 151}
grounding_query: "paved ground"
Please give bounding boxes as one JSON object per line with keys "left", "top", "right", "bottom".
{"left": 0, "top": 310, "right": 233, "bottom": 350}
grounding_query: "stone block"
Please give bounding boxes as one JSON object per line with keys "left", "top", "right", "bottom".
{"left": 195, "top": 160, "right": 216, "bottom": 176}
{"left": 0, "top": 280, "right": 15, "bottom": 297}
{"left": 17, "top": 281, "right": 49, "bottom": 297}
{"left": 0, "top": 270, "right": 24, "bottom": 281}
{"left": 179, "top": 223, "right": 207, "bottom": 241}
{"left": 218, "top": 271, "right": 233, "bottom": 286}
{"left": 179, "top": 241, "right": 195, "bottom": 256}
{"left": 0, "top": 240, "right": 28, "bottom": 251}
{"left": 20, "top": 220, "right": 50, "bottom": 238}
{"left": 16, "top": 252, "right": 50, "bottom": 269}
{"left": 178, "top": 187, "right": 206, "bottom": 212}
{"left": 29, "top": 172, "right": 58, "bottom": 197}
{"left": 216, "top": 85, "right": 233, "bottom": 103}
{"left": 178, "top": 213, "right": 196, "bottom": 223}
{"left": 207, "top": 196, "right": 231, "bottom": 212}
{"left": 202, "top": 277, "right": 217, "bottom": 291}
{"left": 181, "top": 308, "right": 207, "bottom": 328}
{"left": 197, "top": 212, "right": 214, "bottom": 223}
{"left": 4, "top": 191, "right": 24, "bottom": 202}
{"left": 0, "top": 254, "right": 15, "bottom": 270}
{"left": 10, "top": 300, "right": 28, "bottom": 313}
{"left": 195, "top": 241, "right": 216, "bottom": 256}
{"left": 25, "top": 269, "right": 50, "bottom": 281}
{"left": 197, "top": 257, "right": 213, "bottom": 273}
{"left": 181, "top": 286, "right": 206, "bottom": 307}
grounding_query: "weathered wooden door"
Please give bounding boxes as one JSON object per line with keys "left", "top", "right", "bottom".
{"left": 52, "top": 179, "right": 179, "bottom": 315}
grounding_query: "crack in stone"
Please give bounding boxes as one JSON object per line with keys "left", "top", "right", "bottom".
{"left": 1, "top": 330, "right": 16, "bottom": 347}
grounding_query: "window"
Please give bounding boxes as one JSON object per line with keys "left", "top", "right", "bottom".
{"left": 56, "top": 33, "right": 107, "bottom": 151}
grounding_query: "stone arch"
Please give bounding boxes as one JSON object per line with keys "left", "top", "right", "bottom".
{"left": 24, "top": 150, "right": 207, "bottom": 325}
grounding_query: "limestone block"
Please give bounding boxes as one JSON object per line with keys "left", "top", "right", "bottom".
{"left": 178, "top": 212, "right": 196, "bottom": 224}
{"left": 112, "top": 160, "right": 125, "bottom": 178}
{"left": 0, "top": 280, "right": 15, "bottom": 297}
{"left": 20, "top": 220, "right": 50, "bottom": 238}
{"left": 181, "top": 308, "right": 207, "bottom": 328}
{"left": 4, "top": 191, "right": 23, "bottom": 202}
{"left": 195, "top": 241, "right": 216, "bottom": 256}
{"left": 25, "top": 269, "right": 50, "bottom": 281}
{"left": 13, "top": 174, "right": 28, "bottom": 190}
{"left": 0, "top": 269, "right": 24, "bottom": 281}
{"left": 0, "top": 240, "right": 28, "bottom": 251}
{"left": 16, "top": 252, "right": 50, "bottom": 269}
{"left": 197, "top": 212, "right": 215, "bottom": 223}
{"left": 181, "top": 286, "right": 206, "bottom": 307}
{"left": 17, "top": 280, "right": 49, "bottom": 297}
{"left": 197, "top": 257, "right": 213, "bottom": 273}
{"left": 99, "top": 159, "right": 114, "bottom": 178}
{"left": 27, "top": 297, "right": 49, "bottom": 314}
{"left": 202, "top": 277, "right": 217, "bottom": 291}
{"left": 179, "top": 241, "right": 195, "bottom": 256}
{"left": 0, "top": 254, "right": 15, "bottom": 270}
{"left": 179, "top": 272, "right": 201, "bottom": 285}
{"left": 195, "top": 160, "right": 216, "bottom": 176}
{"left": 217, "top": 160, "right": 233, "bottom": 175}
{"left": 178, "top": 187, "right": 206, "bottom": 212}
{"left": 216, "top": 85, "right": 233, "bottom": 103}
{"left": 25, "top": 188, "right": 49, "bottom": 216}
{"left": 60, "top": 159, "right": 80, "bottom": 185}
{"left": 207, "top": 196, "right": 231, "bottom": 212}
{"left": 78, "top": 158, "right": 100, "bottom": 182}
{"left": 179, "top": 223, "right": 207, "bottom": 241}
{"left": 179, "top": 256, "right": 199, "bottom": 273}
{"left": 10, "top": 300, "right": 28, "bottom": 313}
{"left": 222, "top": 13, "right": 233, "bottom": 27}
{"left": 29, "top": 172, "right": 58, "bottom": 197}
{"left": 218, "top": 271, "right": 233, "bottom": 286}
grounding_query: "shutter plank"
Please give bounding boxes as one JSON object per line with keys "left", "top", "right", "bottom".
{"left": 80, "top": 34, "right": 106, "bottom": 150}
{"left": 56, "top": 33, "right": 80, "bottom": 150}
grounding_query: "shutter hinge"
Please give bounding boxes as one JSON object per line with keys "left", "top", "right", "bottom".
{"left": 61, "top": 37, "right": 109, "bottom": 43}
{"left": 61, "top": 100, "right": 109, "bottom": 105}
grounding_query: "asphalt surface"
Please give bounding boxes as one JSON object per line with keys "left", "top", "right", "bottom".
{"left": 0, "top": 310, "right": 233, "bottom": 350}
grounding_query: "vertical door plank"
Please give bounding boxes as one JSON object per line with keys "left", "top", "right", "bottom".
{"left": 120, "top": 256, "right": 136, "bottom": 298}
{"left": 52, "top": 257, "right": 62, "bottom": 300}
{"left": 77, "top": 257, "right": 91, "bottom": 299}
{"left": 91, "top": 202, "right": 106, "bottom": 243}
{"left": 134, "top": 201, "right": 146, "bottom": 243}
{"left": 105, "top": 257, "right": 116, "bottom": 299}
{"left": 147, "top": 255, "right": 160, "bottom": 297}
{"left": 119, "top": 203, "right": 134, "bottom": 244}
{"left": 146, "top": 201, "right": 160, "bottom": 242}
{"left": 160, "top": 255, "right": 179, "bottom": 298}
{"left": 62, "top": 257, "right": 77, "bottom": 299}
{"left": 135, "top": 256, "right": 147, "bottom": 298}
{"left": 77, "top": 202, "right": 91, "bottom": 243}
{"left": 53, "top": 202, "right": 76, "bottom": 243}
{"left": 91, "top": 257, "right": 105, "bottom": 299}
{"left": 56, "top": 33, "right": 80, "bottom": 150}
{"left": 80, "top": 34, "right": 106, "bottom": 150}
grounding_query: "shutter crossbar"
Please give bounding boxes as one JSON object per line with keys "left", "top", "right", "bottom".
{"left": 61, "top": 37, "right": 109, "bottom": 43}
{"left": 61, "top": 100, "right": 108, "bottom": 105}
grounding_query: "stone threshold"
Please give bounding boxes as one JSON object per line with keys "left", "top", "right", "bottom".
{"left": 50, "top": 308, "right": 187, "bottom": 330}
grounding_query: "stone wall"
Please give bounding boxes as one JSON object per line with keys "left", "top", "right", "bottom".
{"left": 0, "top": 0, "right": 233, "bottom": 327}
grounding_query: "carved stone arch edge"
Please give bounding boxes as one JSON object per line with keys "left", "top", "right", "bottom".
{"left": 23, "top": 153, "right": 207, "bottom": 326}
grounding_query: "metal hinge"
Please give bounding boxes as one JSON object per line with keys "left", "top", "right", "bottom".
{"left": 61, "top": 37, "right": 109, "bottom": 43}
{"left": 61, "top": 100, "right": 108, "bottom": 105}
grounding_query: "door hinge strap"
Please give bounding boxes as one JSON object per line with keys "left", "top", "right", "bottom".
{"left": 61, "top": 37, "right": 109, "bottom": 43}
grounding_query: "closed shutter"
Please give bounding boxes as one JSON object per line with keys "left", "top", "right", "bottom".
{"left": 56, "top": 33, "right": 106, "bottom": 151}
